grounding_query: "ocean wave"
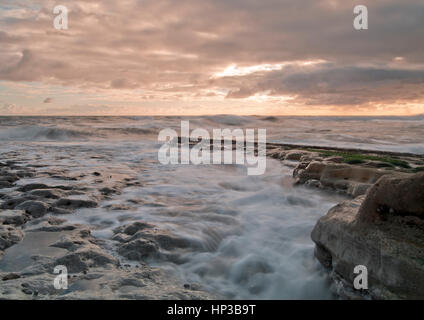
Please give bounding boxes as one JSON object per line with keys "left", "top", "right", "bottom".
{"left": 0, "top": 125, "right": 92, "bottom": 141}
{"left": 98, "top": 127, "right": 158, "bottom": 136}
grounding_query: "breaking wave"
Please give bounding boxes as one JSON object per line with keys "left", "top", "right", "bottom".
{"left": 0, "top": 125, "right": 92, "bottom": 141}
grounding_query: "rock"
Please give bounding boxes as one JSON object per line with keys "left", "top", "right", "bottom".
{"left": 50, "top": 207, "right": 74, "bottom": 215}
{"left": 16, "top": 170, "right": 35, "bottom": 178}
{"left": 285, "top": 150, "right": 306, "bottom": 161}
{"left": 0, "top": 181, "right": 13, "bottom": 189}
{"left": 22, "top": 288, "right": 33, "bottom": 295}
{"left": 127, "top": 229, "right": 193, "bottom": 251}
{"left": 358, "top": 172, "right": 424, "bottom": 223}
{"left": 113, "top": 222, "right": 154, "bottom": 236}
{"left": 347, "top": 183, "right": 372, "bottom": 198}
{"left": 0, "top": 195, "right": 38, "bottom": 210}
{"left": 53, "top": 198, "right": 98, "bottom": 210}
{"left": 16, "top": 200, "right": 49, "bottom": 218}
{"left": 118, "top": 239, "right": 159, "bottom": 261}
{"left": 311, "top": 191, "right": 424, "bottom": 299}
{"left": 18, "top": 184, "right": 50, "bottom": 192}
{"left": 2, "top": 273, "right": 21, "bottom": 281}
{"left": 295, "top": 161, "right": 392, "bottom": 197}
{"left": 99, "top": 187, "right": 117, "bottom": 196}
{"left": 0, "top": 225, "right": 24, "bottom": 251}
{"left": 324, "top": 156, "right": 345, "bottom": 163}
{"left": 29, "top": 189, "right": 65, "bottom": 199}
{"left": 53, "top": 249, "right": 119, "bottom": 273}
{"left": 0, "top": 210, "right": 28, "bottom": 226}
{"left": 304, "top": 179, "right": 322, "bottom": 189}
{"left": 294, "top": 161, "right": 327, "bottom": 183}
{"left": 0, "top": 174, "right": 19, "bottom": 183}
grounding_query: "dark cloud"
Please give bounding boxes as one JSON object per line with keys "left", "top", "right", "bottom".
{"left": 226, "top": 64, "right": 424, "bottom": 105}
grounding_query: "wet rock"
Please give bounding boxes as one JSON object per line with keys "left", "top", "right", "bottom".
{"left": 103, "top": 204, "right": 133, "bottom": 211}
{"left": 53, "top": 248, "right": 119, "bottom": 273}
{"left": 0, "top": 195, "right": 38, "bottom": 210}
{"left": 325, "top": 156, "right": 345, "bottom": 163}
{"left": 99, "top": 187, "right": 117, "bottom": 196}
{"left": 294, "top": 161, "right": 326, "bottom": 183}
{"left": 358, "top": 172, "right": 424, "bottom": 223}
{"left": 0, "top": 210, "right": 28, "bottom": 226}
{"left": 285, "top": 150, "right": 306, "bottom": 161}
{"left": 304, "top": 179, "right": 322, "bottom": 189}
{"left": 311, "top": 186, "right": 424, "bottom": 299}
{"left": 29, "top": 189, "right": 65, "bottom": 200}
{"left": 21, "top": 288, "right": 32, "bottom": 295}
{"left": 111, "top": 233, "right": 130, "bottom": 243}
{"left": 16, "top": 170, "right": 35, "bottom": 178}
{"left": 16, "top": 200, "right": 49, "bottom": 218}
{"left": 18, "top": 184, "right": 50, "bottom": 192}
{"left": 295, "top": 161, "right": 391, "bottom": 197}
{"left": 0, "top": 174, "right": 19, "bottom": 183}
{"left": 0, "top": 181, "right": 13, "bottom": 189}
{"left": 128, "top": 229, "right": 192, "bottom": 251}
{"left": 347, "top": 183, "right": 372, "bottom": 198}
{"left": 24, "top": 217, "right": 75, "bottom": 232}
{"left": 54, "top": 198, "right": 98, "bottom": 210}
{"left": 118, "top": 239, "right": 159, "bottom": 261}
{"left": 50, "top": 228, "right": 92, "bottom": 251}
{"left": 0, "top": 225, "right": 24, "bottom": 251}
{"left": 113, "top": 222, "right": 154, "bottom": 236}
{"left": 50, "top": 207, "right": 74, "bottom": 215}
{"left": 2, "top": 273, "right": 21, "bottom": 281}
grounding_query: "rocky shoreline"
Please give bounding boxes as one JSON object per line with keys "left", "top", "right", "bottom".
{"left": 0, "top": 159, "right": 215, "bottom": 299}
{"left": 267, "top": 144, "right": 424, "bottom": 299}
{"left": 1, "top": 143, "right": 423, "bottom": 300}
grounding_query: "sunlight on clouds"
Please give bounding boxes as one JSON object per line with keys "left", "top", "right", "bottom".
{"left": 212, "top": 60, "right": 327, "bottom": 79}
{"left": 1, "top": 0, "right": 424, "bottom": 115}
{"left": 212, "top": 64, "right": 285, "bottom": 78}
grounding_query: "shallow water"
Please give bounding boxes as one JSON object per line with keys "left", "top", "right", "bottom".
{"left": 1, "top": 115, "right": 422, "bottom": 299}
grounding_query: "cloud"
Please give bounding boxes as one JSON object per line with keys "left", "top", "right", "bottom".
{"left": 225, "top": 64, "right": 424, "bottom": 105}
{"left": 0, "top": 0, "right": 424, "bottom": 114}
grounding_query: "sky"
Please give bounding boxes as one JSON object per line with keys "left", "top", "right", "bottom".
{"left": 0, "top": 0, "right": 424, "bottom": 116}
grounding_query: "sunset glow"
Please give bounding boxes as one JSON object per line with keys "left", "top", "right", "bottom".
{"left": 1, "top": 0, "right": 424, "bottom": 116}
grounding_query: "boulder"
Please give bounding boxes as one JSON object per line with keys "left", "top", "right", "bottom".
{"left": 0, "top": 195, "right": 38, "bottom": 210}
{"left": 311, "top": 172, "right": 424, "bottom": 299}
{"left": 16, "top": 200, "right": 49, "bottom": 218}
{"left": 0, "top": 210, "right": 28, "bottom": 226}
{"left": 53, "top": 248, "right": 119, "bottom": 273}
{"left": 295, "top": 161, "right": 391, "bottom": 197}
{"left": 358, "top": 172, "right": 424, "bottom": 223}
{"left": 0, "top": 181, "right": 13, "bottom": 189}
{"left": 0, "top": 225, "right": 24, "bottom": 251}
{"left": 118, "top": 239, "right": 159, "bottom": 261}
{"left": 29, "top": 189, "right": 65, "bottom": 199}
{"left": 285, "top": 150, "right": 307, "bottom": 161}
{"left": 53, "top": 198, "right": 97, "bottom": 210}
{"left": 18, "top": 184, "right": 50, "bottom": 192}
{"left": 113, "top": 222, "right": 154, "bottom": 236}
